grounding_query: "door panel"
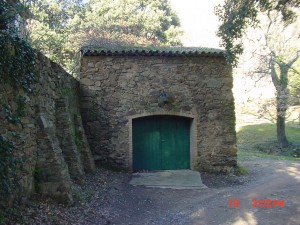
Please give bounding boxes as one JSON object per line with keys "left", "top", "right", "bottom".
{"left": 133, "top": 116, "right": 161, "bottom": 170}
{"left": 175, "top": 118, "right": 190, "bottom": 169}
{"left": 133, "top": 116, "right": 190, "bottom": 170}
{"left": 161, "top": 117, "right": 177, "bottom": 169}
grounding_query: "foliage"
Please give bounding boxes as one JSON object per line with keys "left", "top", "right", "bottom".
{"left": 0, "top": 136, "right": 21, "bottom": 211}
{"left": 289, "top": 61, "right": 300, "bottom": 105}
{"left": 3, "top": 96, "right": 26, "bottom": 125}
{"left": 0, "top": 0, "right": 37, "bottom": 93}
{"left": 0, "top": 0, "right": 36, "bottom": 219}
{"left": 0, "top": 95, "right": 27, "bottom": 218}
{"left": 0, "top": 31, "right": 36, "bottom": 93}
{"left": 27, "top": 0, "right": 183, "bottom": 74}
{"left": 215, "top": 0, "right": 300, "bottom": 66}
{"left": 219, "top": 1, "right": 300, "bottom": 147}
{"left": 0, "top": 0, "right": 28, "bottom": 30}
{"left": 27, "top": 0, "right": 86, "bottom": 73}
{"left": 84, "top": 0, "right": 182, "bottom": 45}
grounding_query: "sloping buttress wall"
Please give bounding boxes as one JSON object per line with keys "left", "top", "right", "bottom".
{"left": 0, "top": 52, "right": 95, "bottom": 206}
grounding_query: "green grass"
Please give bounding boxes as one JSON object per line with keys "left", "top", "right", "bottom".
{"left": 235, "top": 164, "right": 249, "bottom": 175}
{"left": 237, "top": 123, "right": 300, "bottom": 161}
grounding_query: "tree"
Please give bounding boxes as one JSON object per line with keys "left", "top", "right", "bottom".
{"left": 80, "top": 0, "right": 183, "bottom": 46}
{"left": 247, "top": 12, "right": 300, "bottom": 147}
{"left": 215, "top": 0, "right": 300, "bottom": 66}
{"left": 216, "top": 0, "right": 300, "bottom": 148}
{"left": 27, "top": 0, "right": 86, "bottom": 72}
{"left": 27, "top": 0, "right": 183, "bottom": 73}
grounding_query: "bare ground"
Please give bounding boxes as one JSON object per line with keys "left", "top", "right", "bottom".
{"left": 20, "top": 158, "right": 300, "bottom": 225}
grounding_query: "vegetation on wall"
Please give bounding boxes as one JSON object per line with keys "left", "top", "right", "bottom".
{"left": 0, "top": 0, "right": 37, "bottom": 221}
{"left": 0, "top": 32, "right": 36, "bottom": 92}
{"left": 0, "top": 0, "right": 37, "bottom": 92}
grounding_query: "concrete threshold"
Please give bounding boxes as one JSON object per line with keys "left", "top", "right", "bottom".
{"left": 130, "top": 170, "right": 207, "bottom": 189}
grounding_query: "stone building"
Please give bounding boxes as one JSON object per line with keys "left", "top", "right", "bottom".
{"left": 79, "top": 47, "right": 237, "bottom": 173}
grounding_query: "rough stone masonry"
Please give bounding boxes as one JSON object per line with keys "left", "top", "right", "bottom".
{"left": 0, "top": 52, "right": 95, "bottom": 206}
{"left": 79, "top": 47, "right": 237, "bottom": 173}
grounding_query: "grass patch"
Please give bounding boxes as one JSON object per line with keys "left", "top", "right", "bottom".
{"left": 237, "top": 123, "right": 300, "bottom": 161}
{"left": 235, "top": 164, "right": 249, "bottom": 175}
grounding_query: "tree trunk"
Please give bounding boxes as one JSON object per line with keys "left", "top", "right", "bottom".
{"left": 276, "top": 89, "right": 289, "bottom": 148}
{"left": 269, "top": 47, "right": 299, "bottom": 149}
{"left": 276, "top": 114, "right": 288, "bottom": 148}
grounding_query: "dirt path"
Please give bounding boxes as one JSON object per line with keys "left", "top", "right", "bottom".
{"left": 24, "top": 158, "right": 300, "bottom": 225}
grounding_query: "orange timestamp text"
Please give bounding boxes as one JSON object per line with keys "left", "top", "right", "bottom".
{"left": 229, "top": 198, "right": 285, "bottom": 209}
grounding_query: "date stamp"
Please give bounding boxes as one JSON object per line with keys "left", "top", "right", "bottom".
{"left": 229, "top": 198, "right": 285, "bottom": 209}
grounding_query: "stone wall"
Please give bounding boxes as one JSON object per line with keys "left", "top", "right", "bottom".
{"left": 0, "top": 52, "right": 95, "bottom": 207}
{"left": 80, "top": 53, "right": 237, "bottom": 173}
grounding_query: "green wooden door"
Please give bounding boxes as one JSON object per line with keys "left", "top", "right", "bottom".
{"left": 133, "top": 116, "right": 190, "bottom": 170}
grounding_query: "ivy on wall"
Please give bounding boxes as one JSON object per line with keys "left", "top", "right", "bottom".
{"left": 0, "top": 32, "right": 36, "bottom": 92}
{"left": 0, "top": 0, "right": 37, "bottom": 221}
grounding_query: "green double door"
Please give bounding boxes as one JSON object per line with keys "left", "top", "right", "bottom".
{"left": 133, "top": 116, "right": 190, "bottom": 170}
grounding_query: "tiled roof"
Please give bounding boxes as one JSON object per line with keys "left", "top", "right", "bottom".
{"left": 81, "top": 46, "right": 225, "bottom": 57}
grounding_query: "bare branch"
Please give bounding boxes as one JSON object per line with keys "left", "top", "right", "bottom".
{"left": 264, "top": 13, "right": 273, "bottom": 51}
{"left": 287, "top": 50, "right": 300, "bottom": 68}
{"left": 254, "top": 73, "right": 267, "bottom": 86}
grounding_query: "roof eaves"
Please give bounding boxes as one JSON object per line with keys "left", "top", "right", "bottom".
{"left": 82, "top": 47, "right": 225, "bottom": 57}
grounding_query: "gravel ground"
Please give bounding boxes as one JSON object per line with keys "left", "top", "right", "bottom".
{"left": 14, "top": 158, "right": 300, "bottom": 225}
